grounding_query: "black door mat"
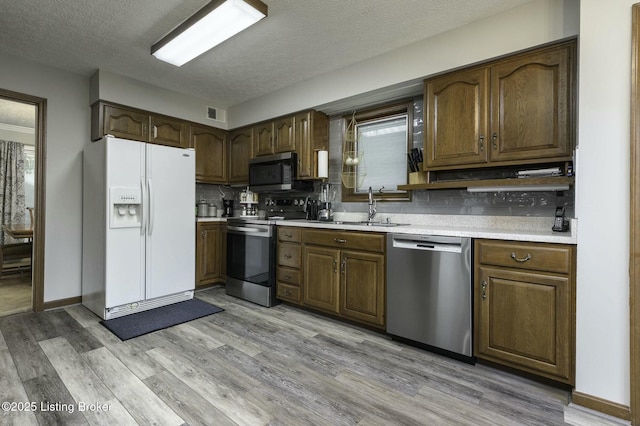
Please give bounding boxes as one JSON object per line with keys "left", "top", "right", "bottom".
{"left": 100, "top": 298, "right": 223, "bottom": 340}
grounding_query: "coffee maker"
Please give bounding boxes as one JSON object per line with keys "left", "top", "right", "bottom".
{"left": 318, "top": 183, "right": 336, "bottom": 221}
{"left": 222, "top": 199, "right": 234, "bottom": 217}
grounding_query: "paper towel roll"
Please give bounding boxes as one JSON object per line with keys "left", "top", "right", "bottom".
{"left": 317, "top": 150, "right": 328, "bottom": 178}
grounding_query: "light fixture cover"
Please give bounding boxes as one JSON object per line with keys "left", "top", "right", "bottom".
{"left": 152, "top": 0, "right": 268, "bottom": 66}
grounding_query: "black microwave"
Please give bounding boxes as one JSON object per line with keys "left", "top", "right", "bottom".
{"left": 248, "top": 152, "right": 313, "bottom": 192}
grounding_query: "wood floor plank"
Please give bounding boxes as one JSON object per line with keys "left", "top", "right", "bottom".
{"left": 37, "top": 337, "right": 138, "bottom": 425}
{"left": 146, "top": 346, "right": 271, "bottom": 425}
{"left": 85, "top": 324, "right": 164, "bottom": 381}
{"left": 0, "top": 349, "right": 38, "bottom": 426}
{"left": 64, "top": 304, "right": 102, "bottom": 328}
{"left": 185, "top": 316, "right": 264, "bottom": 357}
{"left": 165, "top": 321, "right": 225, "bottom": 351}
{"left": 143, "top": 371, "right": 236, "bottom": 426}
{"left": 46, "top": 310, "right": 103, "bottom": 354}
{"left": 0, "top": 315, "right": 57, "bottom": 381}
{"left": 83, "top": 346, "right": 184, "bottom": 426}
{"left": 335, "top": 369, "right": 461, "bottom": 425}
{"left": 22, "top": 372, "right": 88, "bottom": 425}
{"left": 39, "top": 337, "right": 113, "bottom": 404}
{"left": 212, "top": 344, "right": 366, "bottom": 425}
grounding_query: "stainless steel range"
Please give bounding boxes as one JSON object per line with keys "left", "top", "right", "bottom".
{"left": 225, "top": 194, "right": 309, "bottom": 307}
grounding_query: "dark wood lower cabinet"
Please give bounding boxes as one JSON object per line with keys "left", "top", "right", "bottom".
{"left": 474, "top": 239, "right": 576, "bottom": 384}
{"left": 279, "top": 228, "right": 386, "bottom": 329}
{"left": 196, "top": 222, "right": 225, "bottom": 287}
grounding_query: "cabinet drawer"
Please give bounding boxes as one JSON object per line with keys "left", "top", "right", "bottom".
{"left": 477, "top": 240, "right": 573, "bottom": 274}
{"left": 278, "top": 243, "right": 301, "bottom": 268}
{"left": 277, "top": 282, "right": 301, "bottom": 303}
{"left": 304, "top": 229, "right": 385, "bottom": 253}
{"left": 277, "top": 267, "right": 301, "bottom": 285}
{"left": 278, "top": 227, "right": 302, "bottom": 243}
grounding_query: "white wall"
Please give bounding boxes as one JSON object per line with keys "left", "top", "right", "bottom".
{"left": 0, "top": 53, "right": 89, "bottom": 303}
{"left": 575, "top": 0, "right": 633, "bottom": 407}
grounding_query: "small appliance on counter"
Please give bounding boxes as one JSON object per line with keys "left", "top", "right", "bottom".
{"left": 318, "top": 182, "right": 336, "bottom": 221}
{"left": 222, "top": 199, "right": 234, "bottom": 217}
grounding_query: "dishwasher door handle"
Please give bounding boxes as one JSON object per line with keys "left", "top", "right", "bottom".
{"left": 393, "top": 239, "right": 462, "bottom": 253}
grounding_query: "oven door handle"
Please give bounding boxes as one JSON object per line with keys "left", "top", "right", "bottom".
{"left": 227, "top": 225, "right": 271, "bottom": 236}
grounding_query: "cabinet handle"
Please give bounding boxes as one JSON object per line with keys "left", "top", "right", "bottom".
{"left": 510, "top": 252, "right": 532, "bottom": 263}
{"left": 333, "top": 258, "right": 338, "bottom": 273}
{"left": 284, "top": 275, "right": 292, "bottom": 280}
{"left": 142, "top": 124, "right": 147, "bottom": 137}
{"left": 201, "top": 231, "right": 205, "bottom": 238}
{"left": 284, "top": 233, "right": 293, "bottom": 238}
{"left": 481, "top": 280, "right": 487, "bottom": 300}
{"left": 334, "top": 238, "right": 347, "bottom": 244}
{"left": 479, "top": 135, "right": 484, "bottom": 152}
{"left": 492, "top": 133, "right": 498, "bottom": 149}
{"left": 153, "top": 125, "right": 158, "bottom": 139}
{"left": 284, "top": 254, "right": 292, "bottom": 259}
{"left": 284, "top": 289, "right": 292, "bottom": 296}
{"left": 341, "top": 257, "right": 347, "bottom": 274}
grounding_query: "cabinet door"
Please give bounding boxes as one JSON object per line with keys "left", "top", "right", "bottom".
{"left": 253, "top": 122, "right": 274, "bottom": 156}
{"left": 228, "top": 127, "right": 253, "bottom": 184}
{"left": 103, "top": 105, "right": 149, "bottom": 142}
{"left": 425, "top": 67, "right": 489, "bottom": 168}
{"left": 476, "top": 266, "right": 573, "bottom": 383}
{"left": 303, "top": 246, "right": 340, "bottom": 313}
{"left": 295, "top": 111, "right": 313, "bottom": 178}
{"left": 191, "top": 125, "right": 227, "bottom": 184}
{"left": 196, "top": 223, "right": 221, "bottom": 286}
{"left": 150, "top": 115, "right": 187, "bottom": 148}
{"left": 341, "top": 250, "right": 385, "bottom": 327}
{"left": 490, "top": 43, "right": 574, "bottom": 162}
{"left": 274, "top": 116, "right": 295, "bottom": 153}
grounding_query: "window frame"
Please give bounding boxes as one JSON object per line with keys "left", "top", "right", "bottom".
{"left": 341, "top": 100, "right": 413, "bottom": 202}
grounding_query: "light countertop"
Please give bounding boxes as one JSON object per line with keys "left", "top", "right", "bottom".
{"left": 196, "top": 214, "right": 577, "bottom": 244}
{"left": 278, "top": 213, "right": 577, "bottom": 244}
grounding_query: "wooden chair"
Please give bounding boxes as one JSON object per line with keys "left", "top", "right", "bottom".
{"left": 0, "top": 242, "right": 33, "bottom": 278}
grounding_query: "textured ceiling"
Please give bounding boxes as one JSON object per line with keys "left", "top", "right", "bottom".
{"left": 0, "top": 0, "right": 532, "bottom": 109}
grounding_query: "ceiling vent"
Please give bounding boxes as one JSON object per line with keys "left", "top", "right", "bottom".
{"left": 206, "top": 106, "right": 226, "bottom": 123}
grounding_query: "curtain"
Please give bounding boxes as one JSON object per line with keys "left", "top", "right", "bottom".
{"left": 0, "top": 140, "right": 26, "bottom": 245}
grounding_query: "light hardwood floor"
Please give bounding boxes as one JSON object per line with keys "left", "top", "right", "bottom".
{"left": 0, "top": 286, "right": 628, "bottom": 425}
{"left": 0, "top": 274, "right": 31, "bottom": 317}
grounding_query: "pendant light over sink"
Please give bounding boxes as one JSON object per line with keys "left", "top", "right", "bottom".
{"left": 152, "top": 0, "right": 268, "bottom": 66}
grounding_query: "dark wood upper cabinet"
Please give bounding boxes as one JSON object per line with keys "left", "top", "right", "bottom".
{"left": 190, "top": 124, "right": 227, "bottom": 184}
{"left": 228, "top": 126, "right": 253, "bottom": 184}
{"left": 424, "top": 40, "right": 576, "bottom": 171}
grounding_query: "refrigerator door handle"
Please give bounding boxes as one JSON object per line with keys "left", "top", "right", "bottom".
{"left": 148, "top": 178, "right": 155, "bottom": 235}
{"left": 140, "top": 178, "right": 146, "bottom": 235}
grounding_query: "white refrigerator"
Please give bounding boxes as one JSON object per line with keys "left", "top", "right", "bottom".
{"left": 82, "top": 136, "right": 195, "bottom": 319}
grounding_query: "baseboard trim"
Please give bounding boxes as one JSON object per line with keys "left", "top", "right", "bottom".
{"left": 43, "top": 295, "right": 82, "bottom": 310}
{"left": 572, "top": 390, "right": 631, "bottom": 421}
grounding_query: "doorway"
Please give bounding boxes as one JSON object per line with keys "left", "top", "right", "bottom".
{"left": 0, "top": 89, "right": 45, "bottom": 315}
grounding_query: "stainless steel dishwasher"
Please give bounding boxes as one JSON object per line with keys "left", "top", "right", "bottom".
{"left": 386, "top": 233, "right": 473, "bottom": 361}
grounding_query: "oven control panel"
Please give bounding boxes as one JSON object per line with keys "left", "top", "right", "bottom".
{"left": 264, "top": 196, "right": 307, "bottom": 219}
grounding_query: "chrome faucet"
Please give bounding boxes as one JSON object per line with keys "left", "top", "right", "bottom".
{"left": 368, "top": 186, "right": 377, "bottom": 222}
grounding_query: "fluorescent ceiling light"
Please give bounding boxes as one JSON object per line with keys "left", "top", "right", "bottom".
{"left": 467, "top": 184, "right": 570, "bottom": 193}
{"left": 152, "top": 0, "right": 268, "bottom": 67}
